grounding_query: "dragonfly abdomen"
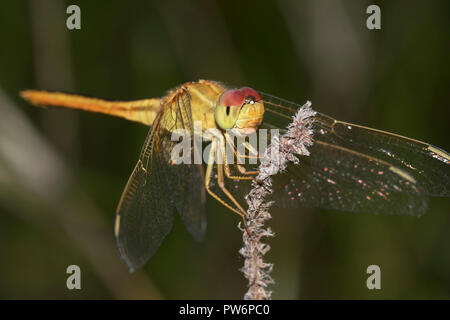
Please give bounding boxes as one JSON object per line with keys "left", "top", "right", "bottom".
{"left": 20, "top": 90, "right": 161, "bottom": 126}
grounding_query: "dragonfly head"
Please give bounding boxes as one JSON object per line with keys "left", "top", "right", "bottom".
{"left": 215, "top": 87, "right": 264, "bottom": 134}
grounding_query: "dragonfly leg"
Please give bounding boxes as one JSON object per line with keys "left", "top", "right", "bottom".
{"left": 217, "top": 163, "right": 247, "bottom": 215}
{"left": 242, "top": 141, "right": 259, "bottom": 157}
{"left": 207, "top": 161, "right": 253, "bottom": 235}
{"left": 223, "top": 134, "right": 259, "bottom": 178}
{"left": 236, "top": 164, "right": 259, "bottom": 176}
{"left": 204, "top": 138, "right": 256, "bottom": 236}
{"left": 224, "top": 163, "right": 254, "bottom": 180}
{"left": 224, "top": 152, "right": 255, "bottom": 180}
{"left": 237, "top": 141, "right": 261, "bottom": 175}
{"left": 224, "top": 133, "right": 261, "bottom": 161}
{"left": 204, "top": 139, "right": 255, "bottom": 235}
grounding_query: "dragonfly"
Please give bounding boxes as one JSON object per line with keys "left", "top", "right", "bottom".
{"left": 21, "top": 80, "right": 450, "bottom": 272}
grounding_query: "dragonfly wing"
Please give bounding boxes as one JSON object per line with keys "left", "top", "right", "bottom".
{"left": 162, "top": 90, "right": 207, "bottom": 240}
{"left": 269, "top": 141, "right": 429, "bottom": 215}
{"left": 175, "top": 162, "right": 207, "bottom": 241}
{"left": 311, "top": 112, "right": 450, "bottom": 197}
{"left": 115, "top": 115, "right": 175, "bottom": 272}
{"left": 115, "top": 89, "right": 209, "bottom": 271}
{"left": 260, "top": 92, "right": 449, "bottom": 215}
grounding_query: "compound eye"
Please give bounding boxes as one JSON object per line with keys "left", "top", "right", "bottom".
{"left": 240, "top": 87, "right": 261, "bottom": 101}
{"left": 219, "top": 89, "right": 245, "bottom": 107}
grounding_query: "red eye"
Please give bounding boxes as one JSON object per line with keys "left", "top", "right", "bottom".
{"left": 219, "top": 89, "right": 245, "bottom": 107}
{"left": 240, "top": 87, "right": 261, "bottom": 101}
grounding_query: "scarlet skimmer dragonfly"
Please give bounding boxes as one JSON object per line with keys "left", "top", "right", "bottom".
{"left": 21, "top": 80, "right": 450, "bottom": 271}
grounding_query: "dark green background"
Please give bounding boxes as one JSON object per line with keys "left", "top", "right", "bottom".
{"left": 0, "top": 0, "right": 449, "bottom": 299}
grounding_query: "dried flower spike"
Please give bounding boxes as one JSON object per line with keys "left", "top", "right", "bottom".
{"left": 240, "top": 101, "right": 316, "bottom": 300}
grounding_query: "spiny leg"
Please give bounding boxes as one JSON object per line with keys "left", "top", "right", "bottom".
{"left": 223, "top": 142, "right": 254, "bottom": 180}
{"left": 217, "top": 163, "right": 247, "bottom": 215}
{"left": 243, "top": 140, "right": 259, "bottom": 157}
{"left": 224, "top": 157, "right": 256, "bottom": 180}
{"left": 223, "top": 133, "right": 259, "bottom": 178}
{"left": 204, "top": 140, "right": 246, "bottom": 219}
{"left": 224, "top": 133, "right": 261, "bottom": 161}
{"left": 237, "top": 141, "right": 263, "bottom": 175}
{"left": 205, "top": 138, "right": 262, "bottom": 237}
{"left": 204, "top": 139, "right": 255, "bottom": 235}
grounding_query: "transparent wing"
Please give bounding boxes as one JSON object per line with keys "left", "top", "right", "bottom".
{"left": 259, "top": 91, "right": 450, "bottom": 215}
{"left": 269, "top": 142, "right": 429, "bottom": 215}
{"left": 311, "top": 113, "right": 450, "bottom": 197}
{"left": 114, "top": 114, "right": 175, "bottom": 272}
{"left": 164, "top": 91, "right": 207, "bottom": 240}
{"left": 114, "top": 91, "right": 207, "bottom": 271}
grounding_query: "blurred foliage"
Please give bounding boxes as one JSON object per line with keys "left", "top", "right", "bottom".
{"left": 0, "top": 0, "right": 449, "bottom": 299}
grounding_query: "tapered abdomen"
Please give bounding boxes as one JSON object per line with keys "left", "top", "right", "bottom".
{"left": 20, "top": 90, "right": 161, "bottom": 126}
